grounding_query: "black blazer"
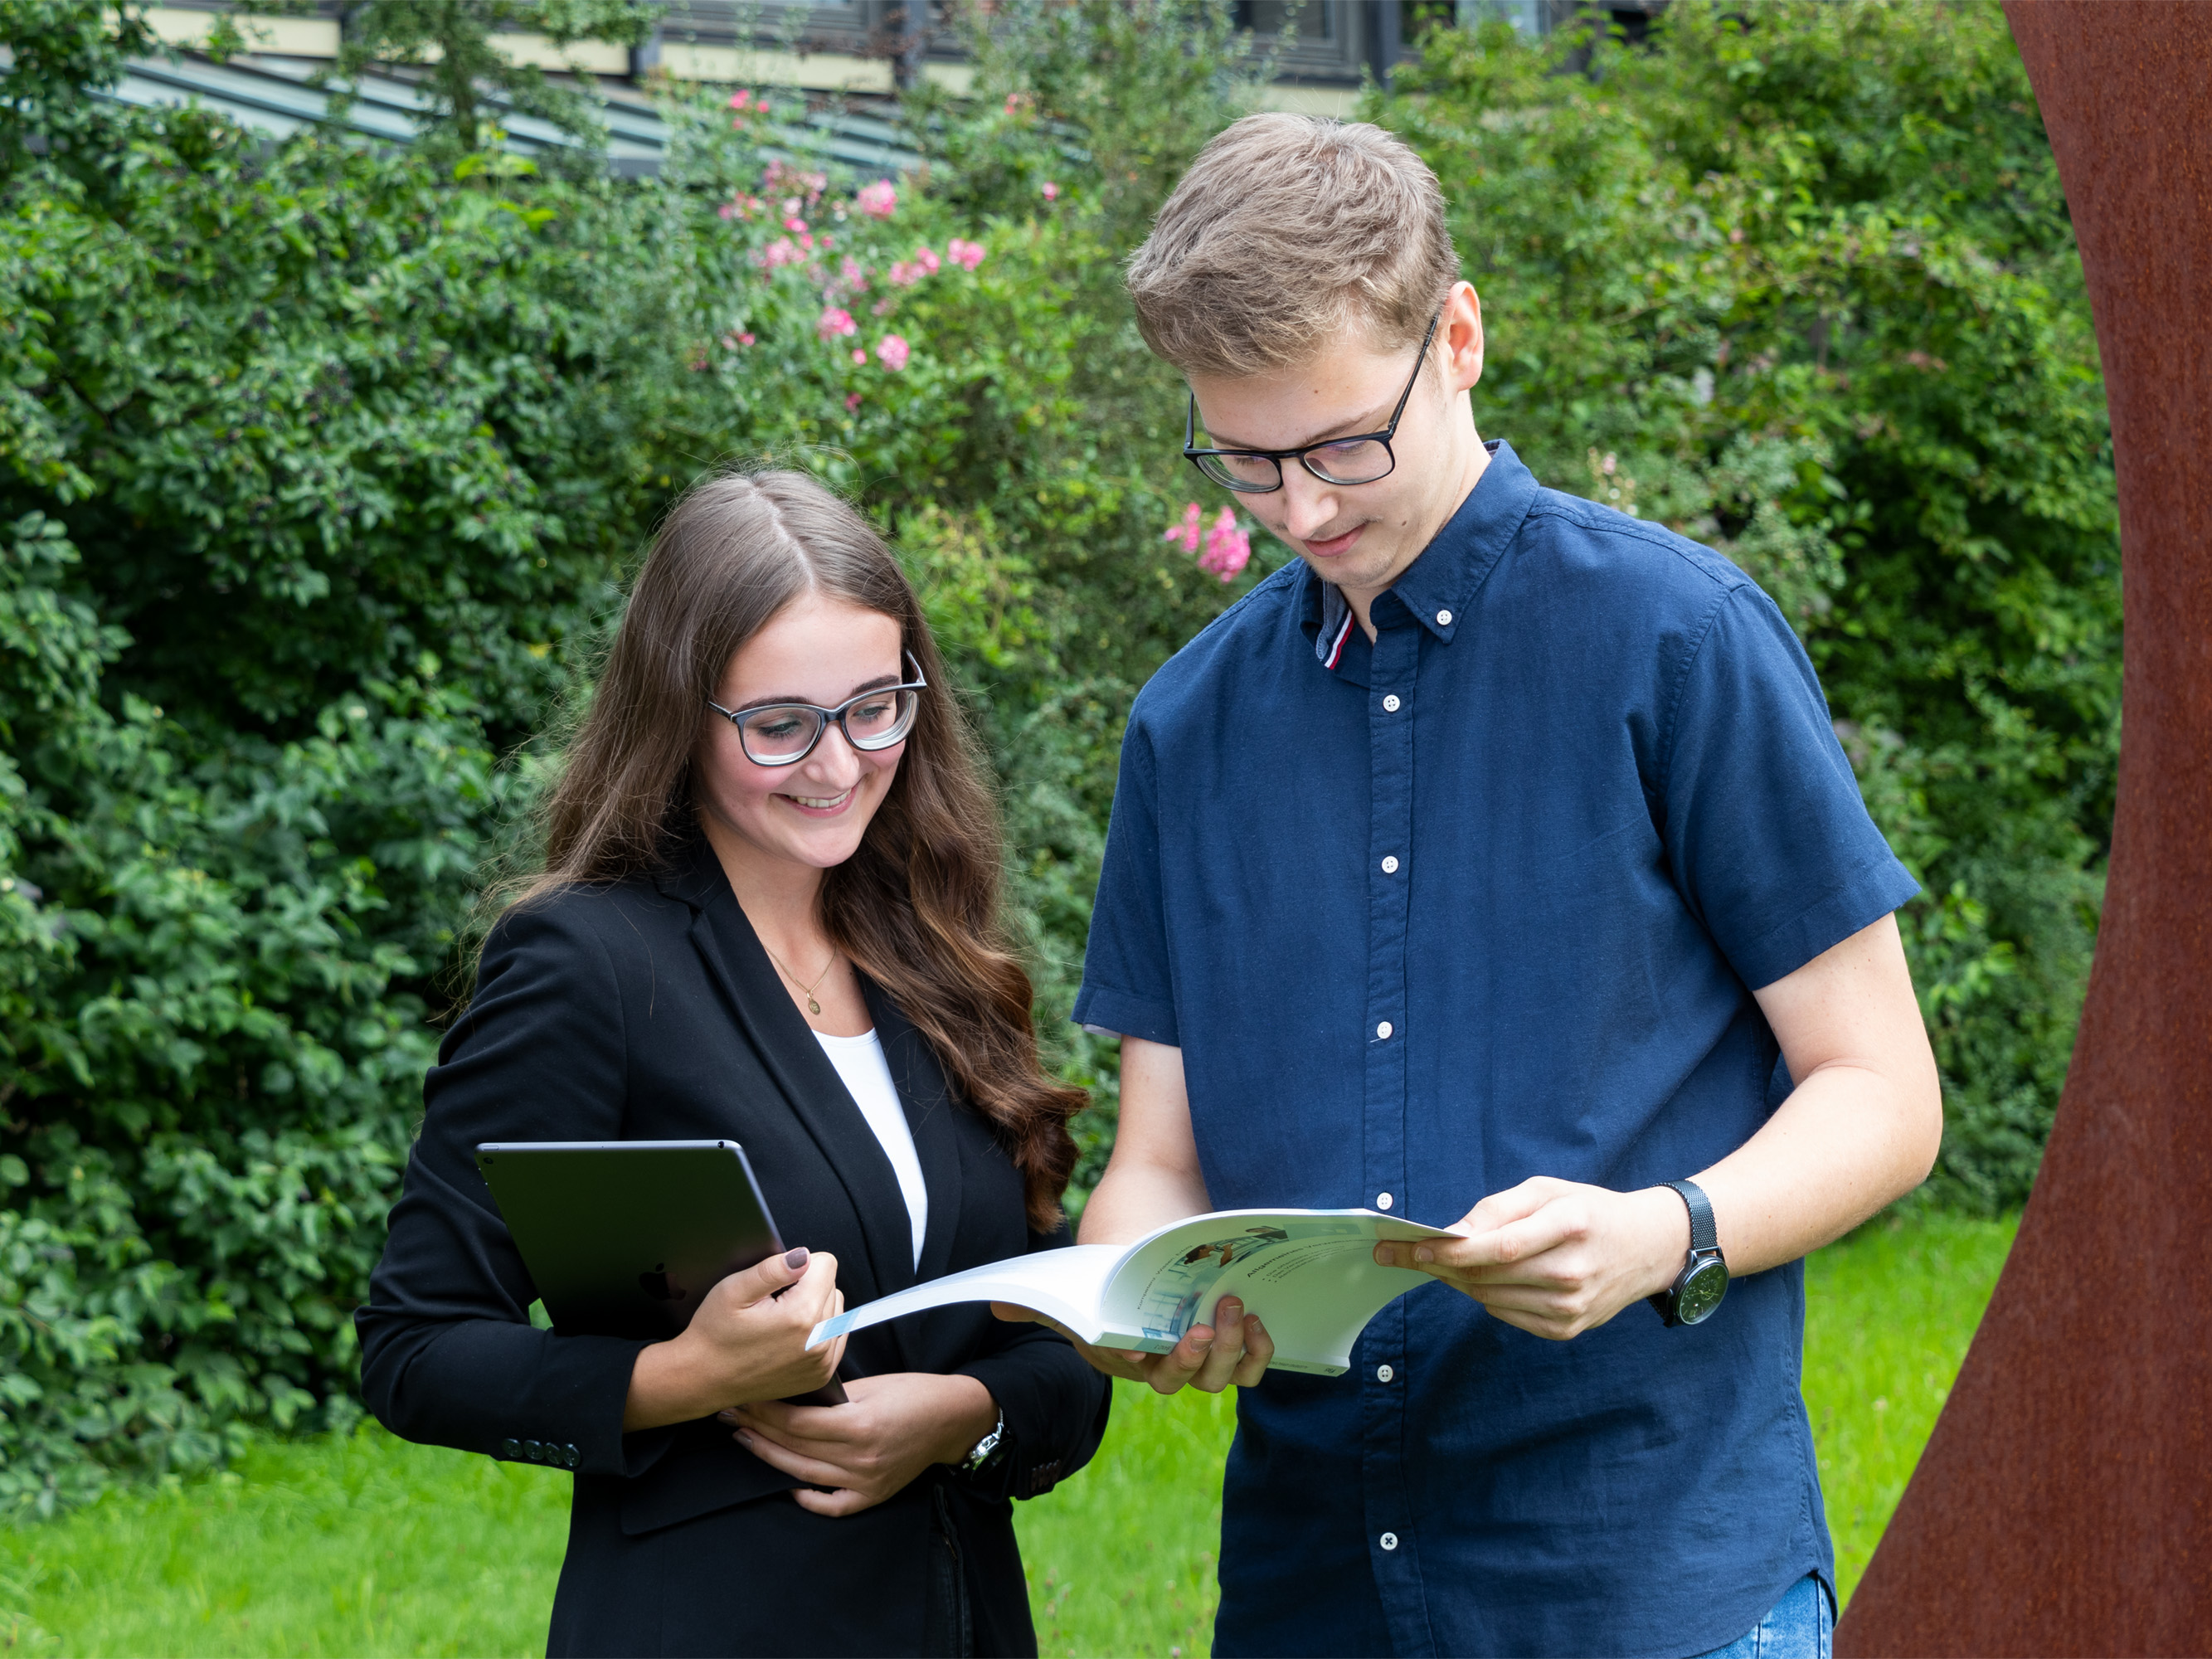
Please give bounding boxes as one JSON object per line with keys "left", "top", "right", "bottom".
{"left": 357, "top": 834, "right": 1110, "bottom": 1658}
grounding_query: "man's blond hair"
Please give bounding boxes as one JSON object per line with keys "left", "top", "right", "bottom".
{"left": 1125, "top": 114, "right": 1461, "bottom": 379}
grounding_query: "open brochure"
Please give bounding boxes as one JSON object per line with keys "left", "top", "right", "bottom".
{"left": 807, "top": 1208, "right": 1458, "bottom": 1377}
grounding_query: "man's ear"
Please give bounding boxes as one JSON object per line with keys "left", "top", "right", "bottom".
{"left": 1442, "top": 280, "right": 1485, "bottom": 392}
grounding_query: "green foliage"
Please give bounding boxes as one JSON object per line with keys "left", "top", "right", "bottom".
{"left": 1374, "top": 0, "right": 2117, "bottom": 1212}
{"left": 0, "top": 0, "right": 155, "bottom": 171}
{"left": 0, "top": 0, "right": 2111, "bottom": 1510}
{"left": 0, "top": 0, "right": 1262, "bottom": 1506}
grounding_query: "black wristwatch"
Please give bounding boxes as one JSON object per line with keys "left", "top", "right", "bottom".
{"left": 1647, "top": 1179, "right": 1729, "bottom": 1327}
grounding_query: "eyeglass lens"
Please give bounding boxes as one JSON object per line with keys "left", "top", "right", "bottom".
{"left": 1194, "top": 437, "right": 1395, "bottom": 490}
{"left": 737, "top": 687, "right": 918, "bottom": 764}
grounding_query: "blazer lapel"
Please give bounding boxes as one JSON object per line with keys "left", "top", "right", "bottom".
{"left": 660, "top": 837, "right": 916, "bottom": 1304}
{"left": 860, "top": 976, "right": 965, "bottom": 1374}
{"left": 861, "top": 978, "right": 965, "bottom": 1286}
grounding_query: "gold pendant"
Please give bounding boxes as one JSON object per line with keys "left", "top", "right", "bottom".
{"left": 808, "top": 996, "right": 822, "bottom": 1014}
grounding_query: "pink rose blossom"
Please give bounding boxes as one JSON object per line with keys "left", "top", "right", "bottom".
{"left": 784, "top": 215, "right": 808, "bottom": 234}
{"left": 718, "top": 202, "right": 737, "bottom": 220}
{"left": 915, "top": 245, "right": 942, "bottom": 275}
{"left": 1162, "top": 502, "right": 1202, "bottom": 554}
{"left": 852, "top": 348, "right": 868, "bottom": 364}
{"left": 761, "top": 237, "right": 803, "bottom": 269}
{"left": 729, "top": 90, "right": 753, "bottom": 110}
{"left": 855, "top": 180, "right": 897, "bottom": 220}
{"left": 1200, "top": 507, "right": 1252, "bottom": 582}
{"left": 739, "top": 332, "right": 755, "bottom": 345}
{"left": 818, "top": 306, "right": 858, "bottom": 340}
{"left": 876, "top": 334, "right": 911, "bottom": 372}
{"left": 946, "top": 238, "right": 986, "bottom": 271}
{"left": 887, "top": 261, "right": 922, "bottom": 288}
{"left": 840, "top": 257, "right": 868, "bottom": 290}
{"left": 1042, "top": 181, "right": 1059, "bottom": 201}
{"left": 846, "top": 392, "right": 863, "bottom": 411}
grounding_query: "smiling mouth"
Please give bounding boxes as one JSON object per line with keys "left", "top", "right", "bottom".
{"left": 1301, "top": 523, "right": 1366, "bottom": 558}
{"left": 782, "top": 786, "right": 855, "bottom": 812}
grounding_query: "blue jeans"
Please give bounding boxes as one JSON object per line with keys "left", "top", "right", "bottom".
{"left": 1693, "top": 1574, "right": 1834, "bottom": 1659}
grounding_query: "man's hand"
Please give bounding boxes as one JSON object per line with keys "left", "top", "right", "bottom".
{"left": 992, "top": 1297, "right": 1274, "bottom": 1394}
{"left": 723, "top": 1371, "right": 999, "bottom": 1517}
{"left": 1373, "top": 1179, "right": 1686, "bottom": 1340}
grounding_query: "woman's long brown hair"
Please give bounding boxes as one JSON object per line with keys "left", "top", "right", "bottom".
{"left": 520, "top": 468, "right": 1085, "bottom": 1230}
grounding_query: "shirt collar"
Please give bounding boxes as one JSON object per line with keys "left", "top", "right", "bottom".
{"left": 1298, "top": 440, "right": 1537, "bottom": 666}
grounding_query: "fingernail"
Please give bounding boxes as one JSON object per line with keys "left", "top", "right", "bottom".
{"left": 784, "top": 1247, "right": 809, "bottom": 1270}
{"left": 1249, "top": 1319, "right": 1266, "bottom": 1337}
{"left": 1414, "top": 1247, "right": 1433, "bottom": 1262}
{"left": 1193, "top": 1335, "right": 1214, "bottom": 1352}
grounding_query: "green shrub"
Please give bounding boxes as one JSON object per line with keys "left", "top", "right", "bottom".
{"left": 1373, "top": 0, "right": 2117, "bottom": 1212}
{"left": 0, "top": 0, "right": 1260, "bottom": 1510}
{"left": 0, "top": 0, "right": 2115, "bottom": 1510}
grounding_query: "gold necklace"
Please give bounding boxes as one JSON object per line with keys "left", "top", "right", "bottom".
{"left": 761, "top": 941, "right": 839, "bottom": 1015}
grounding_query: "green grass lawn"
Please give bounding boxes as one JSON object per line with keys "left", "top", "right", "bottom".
{"left": 0, "top": 1212, "right": 2015, "bottom": 1657}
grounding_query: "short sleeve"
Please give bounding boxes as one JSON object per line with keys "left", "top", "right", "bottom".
{"left": 1072, "top": 716, "right": 1180, "bottom": 1044}
{"left": 1661, "top": 585, "right": 1919, "bottom": 990}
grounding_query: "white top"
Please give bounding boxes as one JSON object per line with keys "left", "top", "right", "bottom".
{"left": 814, "top": 1029, "right": 927, "bottom": 1269}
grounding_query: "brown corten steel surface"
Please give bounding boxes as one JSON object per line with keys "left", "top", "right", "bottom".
{"left": 1835, "top": 4, "right": 2212, "bottom": 1655}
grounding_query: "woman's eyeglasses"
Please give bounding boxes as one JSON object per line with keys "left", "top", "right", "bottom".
{"left": 707, "top": 652, "right": 928, "bottom": 766}
{"left": 1182, "top": 310, "right": 1441, "bottom": 494}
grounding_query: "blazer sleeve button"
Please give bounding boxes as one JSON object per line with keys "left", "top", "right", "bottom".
{"left": 523, "top": 1439, "right": 543, "bottom": 1462}
{"left": 499, "top": 1438, "right": 520, "bottom": 1460}
{"left": 565, "top": 1444, "right": 580, "bottom": 1468}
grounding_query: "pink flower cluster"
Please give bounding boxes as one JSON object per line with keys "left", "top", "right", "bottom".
{"left": 1164, "top": 504, "right": 1251, "bottom": 582}
{"left": 887, "top": 245, "right": 941, "bottom": 287}
{"left": 719, "top": 193, "right": 766, "bottom": 221}
{"left": 728, "top": 88, "right": 758, "bottom": 128}
{"left": 1042, "top": 181, "right": 1059, "bottom": 202}
{"left": 763, "top": 159, "right": 827, "bottom": 206}
{"left": 761, "top": 237, "right": 805, "bottom": 269}
{"left": 877, "top": 334, "right": 910, "bottom": 372}
{"left": 818, "top": 307, "right": 858, "bottom": 341}
{"left": 855, "top": 180, "right": 897, "bottom": 220}
{"left": 946, "top": 238, "right": 986, "bottom": 271}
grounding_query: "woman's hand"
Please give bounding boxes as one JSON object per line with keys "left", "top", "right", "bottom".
{"left": 723, "top": 1371, "right": 999, "bottom": 1516}
{"left": 623, "top": 1247, "right": 848, "bottom": 1432}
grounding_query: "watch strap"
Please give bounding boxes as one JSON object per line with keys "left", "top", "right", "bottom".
{"left": 1661, "top": 1179, "right": 1719, "bottom": 1255}
{"left": 960, "top": 1404, "right": 1005, "bottom": 1473}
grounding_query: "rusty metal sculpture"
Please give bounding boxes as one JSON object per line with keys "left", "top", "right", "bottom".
{"left": 1835, "top": 3, "right": 2212, "bottom": 1654}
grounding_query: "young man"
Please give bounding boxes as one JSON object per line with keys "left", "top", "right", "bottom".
{"left": 1057, "top": 116, "right": 1941, "bottom": 1657}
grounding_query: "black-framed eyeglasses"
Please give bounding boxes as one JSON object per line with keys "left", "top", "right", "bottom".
{"left": 706, "top": 652, "right": 928, "bottom": 766}
{"left": 1182, "top": 310, "right": 1442, "bottom": 494}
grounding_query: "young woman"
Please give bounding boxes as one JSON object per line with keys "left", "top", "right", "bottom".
{"left": 357, "top": 469, "right": 1110, "bottom": 1657}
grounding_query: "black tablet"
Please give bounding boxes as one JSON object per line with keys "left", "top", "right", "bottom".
{"left": 474, "top": 1140, "right": 845, "bottom": 1404}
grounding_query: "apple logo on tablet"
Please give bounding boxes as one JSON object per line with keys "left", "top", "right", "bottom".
{"left": 639, "top": 1262, "right": 683, "bottom": 1301}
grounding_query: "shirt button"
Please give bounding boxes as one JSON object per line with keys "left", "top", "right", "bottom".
{"left": 1376, "top": 1020, "right": 1393, "bottom": 1039}
{"left": 1436, "top": 609, "right": 1452, "bottom": 626}
{"left": 1378, "top": 1364, "right": 1395, "bottom": 1383}
{"left": 1383, "top": 693, "right": 1402, "bottom": 712}
{"left": 500, "top": 1438, "right": 520, "bottom": 1460}
{"left": 1381, "top": 855, "right": 1399, "bottom": 874}
{"left": 1380, "top": 1531, "right": 1400, "bottom": 1551}
{"left": 1376, "top": 1192, "right": 1393, "bottom": 1210}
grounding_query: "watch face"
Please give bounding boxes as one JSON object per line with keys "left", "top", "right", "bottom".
{"left": 1676, "top": 1258, "right": 1729, "bottom": 1325}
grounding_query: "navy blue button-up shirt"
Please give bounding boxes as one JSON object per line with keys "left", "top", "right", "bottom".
{"left": 1074, "top": 442, "right": 1917, "bottom": 1658}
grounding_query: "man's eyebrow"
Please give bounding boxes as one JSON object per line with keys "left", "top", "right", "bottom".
{"left": 1199, "top": 394, "right": 1399, "bottom": 455}
{"left": 730, "top": 672, "right": 901, "bottom": 713}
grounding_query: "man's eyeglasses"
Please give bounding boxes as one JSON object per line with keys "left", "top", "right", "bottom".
{"left": 707, "top": 652, "right": 928, "bottom": 766}
{"left": 1183, "top": 310, "right": 1441, "bottom": 494}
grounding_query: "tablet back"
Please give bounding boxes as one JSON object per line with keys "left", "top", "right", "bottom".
{"left": 474, "top": 1140, "right": 783, "bottom": 1341}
